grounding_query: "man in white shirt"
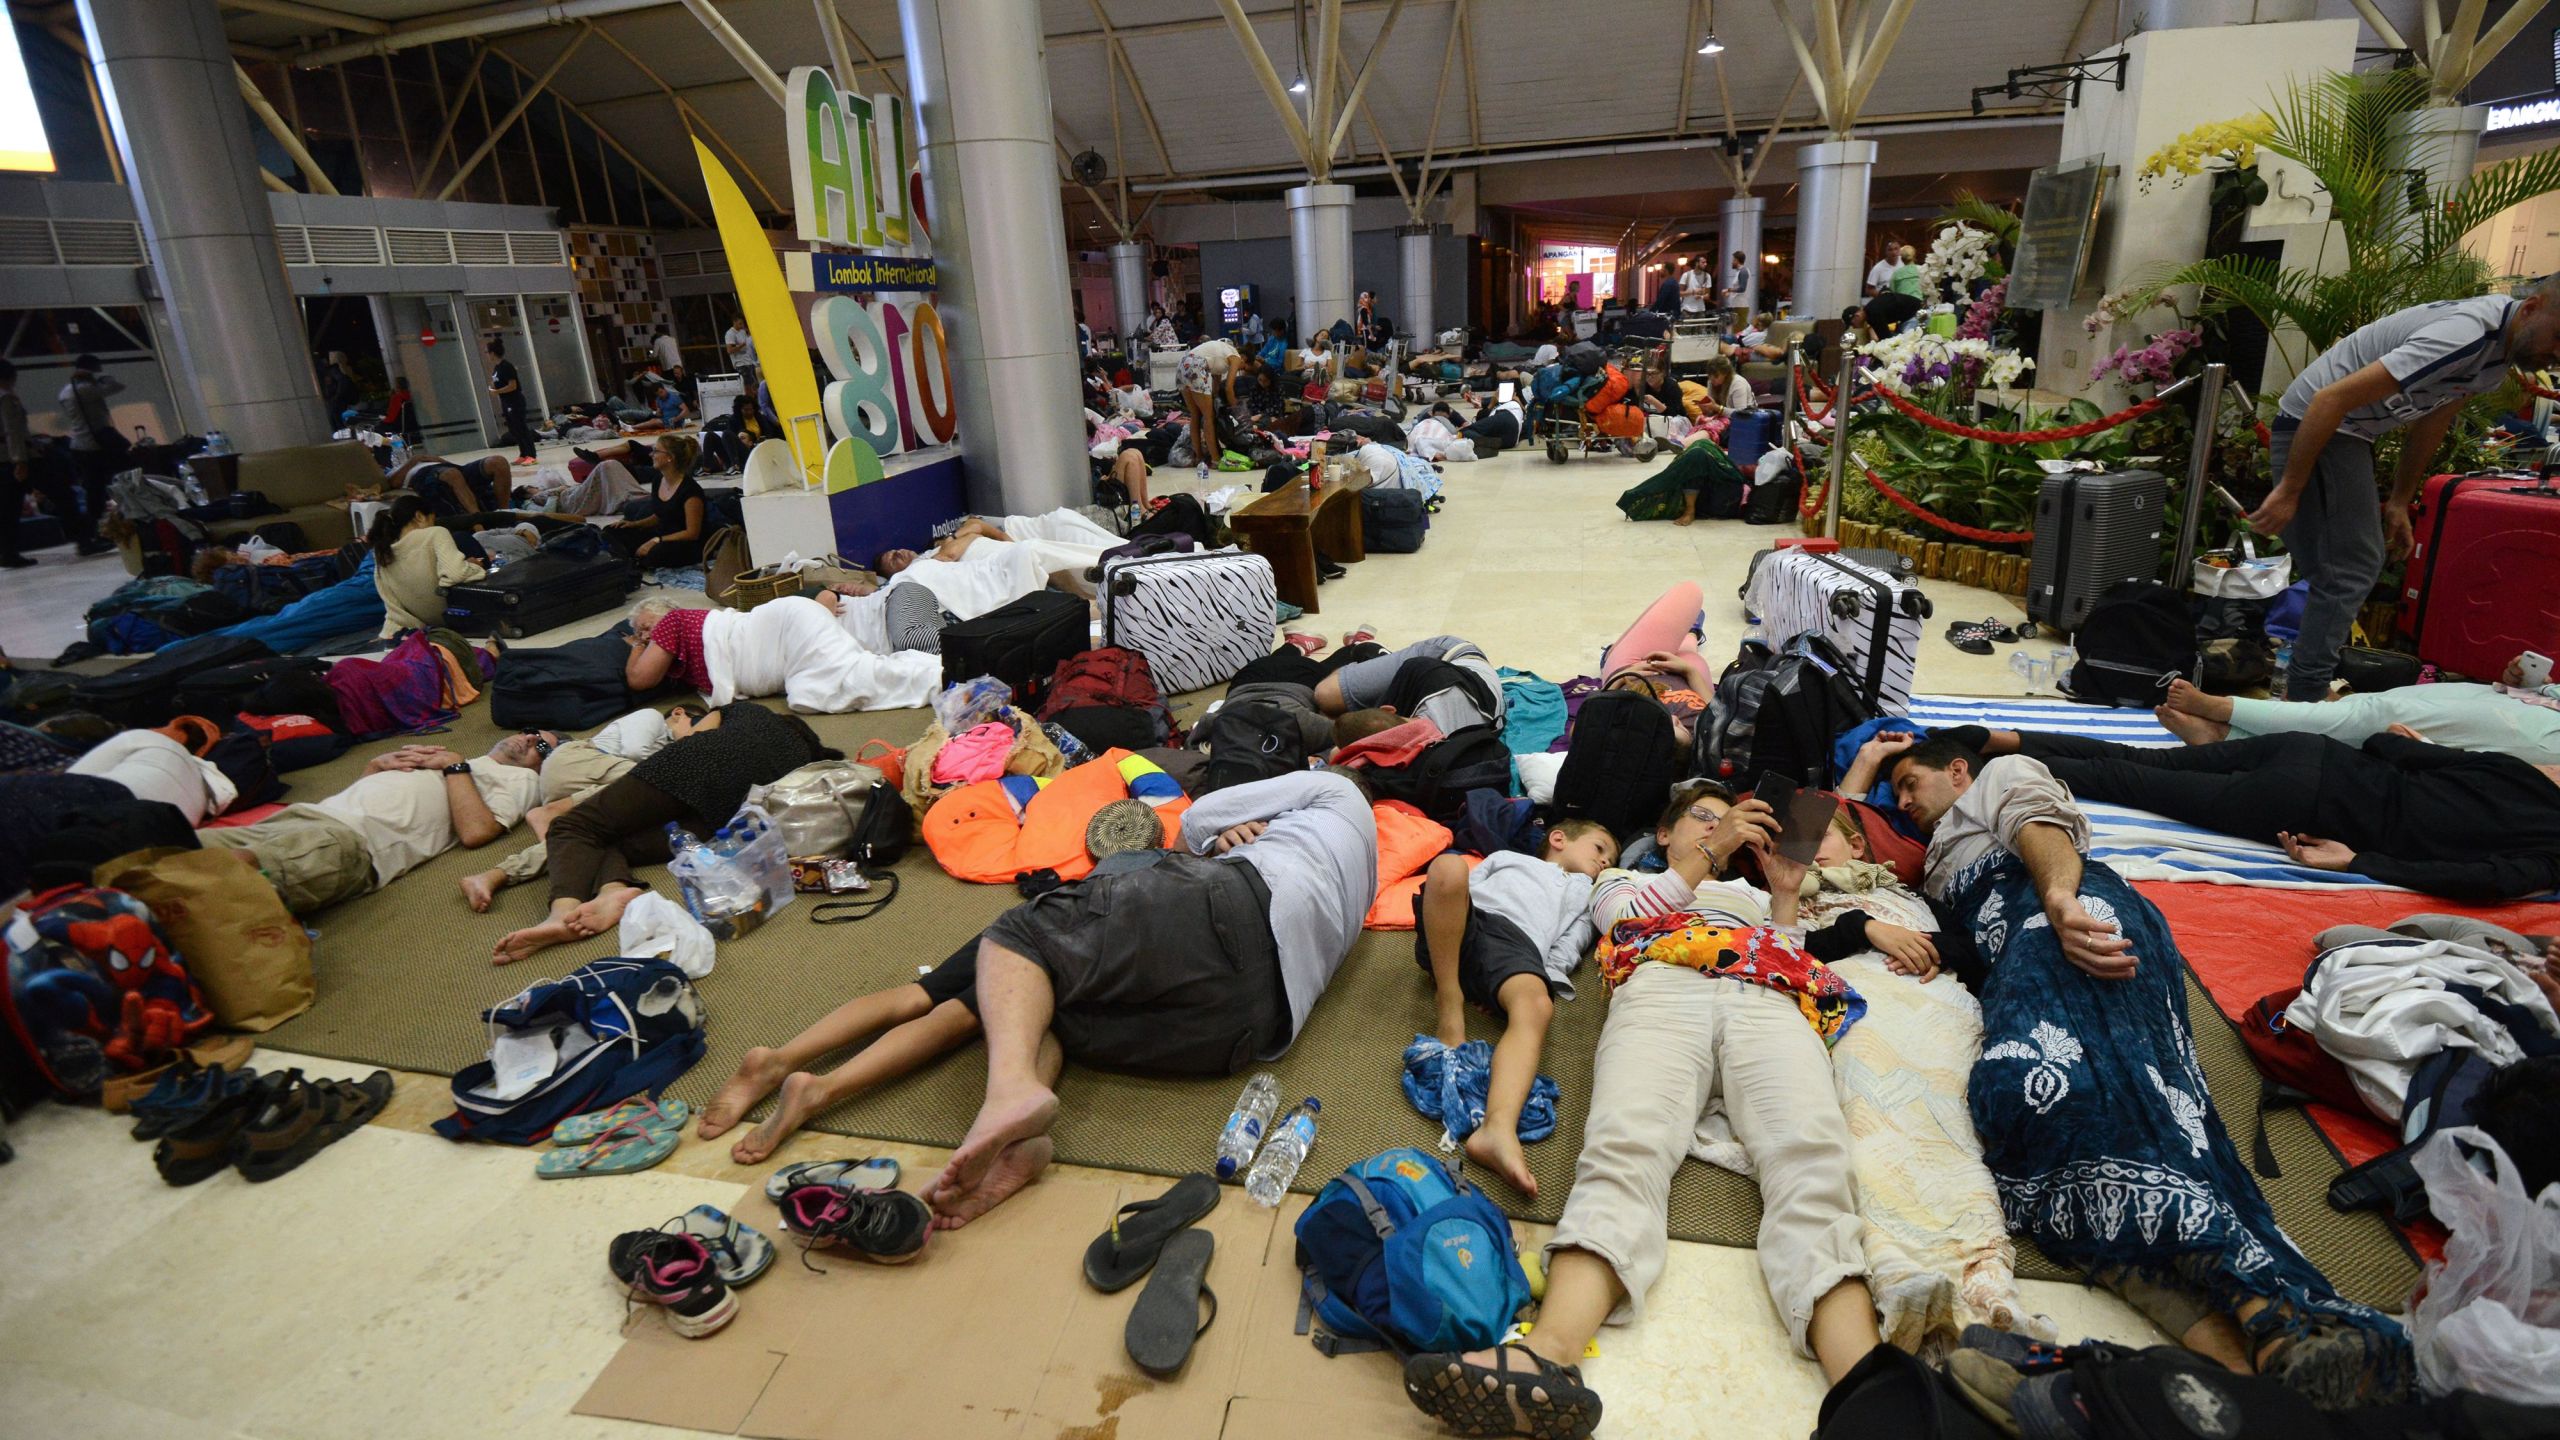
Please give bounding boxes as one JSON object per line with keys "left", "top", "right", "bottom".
{"left": 1863, "top": 246, "right": 1900, "bottom": 297}
{"left": 1678, "top": 261, "right": 1713, "bottom": 317}
{"left": 198, "top": 733, "right": 552, "bottom": 914}
{"left": 652, "top": 330, "right": 683, "bottom": 375}
{"left": 721, "top": 317, "right": 757, "bottom": 385}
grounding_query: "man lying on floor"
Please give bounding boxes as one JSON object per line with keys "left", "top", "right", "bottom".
{"left": 2157, "top": 657, "right": 2560, "bottom": 765}
{"left": 866, "top": 526, "right": 1057, "bottom": 620}
{"left": 1311, "top": 635, "right": 1507, "bottom": 736}
{"left": 623, "top": 595, "right": 943, "bottom": 713}
{"left": 921, "top": 769, "right": 1376, "bottom": 1228}
{"left": 1883, "top": 737, "right": 2409, "bottom": 1409}
{"left": 1945, "top": 724, "right": 2560, "bottom": 901}
{"left": 457, "top": 704, "right": 695, "bottom": 913}
{"left": 199, "top": 733, "right": 552, "bottom": 915}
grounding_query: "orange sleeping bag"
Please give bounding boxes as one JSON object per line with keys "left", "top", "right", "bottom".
{"left": 922, "top": 748, "right": 1190, "bottom": 884}
{"left": 1364, "top": 800, "right": 1476, "bottom": 929}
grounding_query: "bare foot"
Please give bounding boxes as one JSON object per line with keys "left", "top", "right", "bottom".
{"left": 2162, "top": 678, "right": 2232, "bottom": 723}
{"left": 927, "top": 1135, "right": 1051, "bottom": 1230}
{"left": 493, "top": 917, "right": 575, "bottom": 965}
{"left": 926, "top": 1081, "right": 1059, "bottom": 1220}
{"left": 566, "top": 885, "right": 642, "bottom": 938}
{"left": 731, "top": 1069, "right": 821, "bottom": 1164}
{"left": 2152, "top": 705, "right": 2230, "bottom": 746}
{"left": 698, "top": 1046, "right": 788, "bottom": 1141}
{"left": 1463, "top": 1125, "right": 1539, "bottom": 1199}
{"left": 1672, "top": 513, "right": 1695, "bottom": 527}
{"left": 459, "top": 870, "right": 502, "bottom": 913}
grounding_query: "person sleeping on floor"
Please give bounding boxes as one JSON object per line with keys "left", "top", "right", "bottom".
{"left": 2156, "top": 656, "right": 2560, "bottom": 765}
{"left": 622, "top": 595, "right": 943, "bottom": 714}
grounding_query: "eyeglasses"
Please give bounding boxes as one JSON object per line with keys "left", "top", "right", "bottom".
{"left": 519, "top": 730, "right": 555, "bottom": 760}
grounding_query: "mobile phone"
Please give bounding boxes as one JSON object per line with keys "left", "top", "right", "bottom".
{"left": 1497, "top": 381, "right": 1516, "bottom": 405}
{"left": 2519, "top": 651, "right": 2554, "bottom": 688}
{"left": 1750, "top": 774, "right": 1841, "bottom": 866}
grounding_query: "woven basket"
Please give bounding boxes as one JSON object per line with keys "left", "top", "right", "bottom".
{"left": 721, "top": 563, "right": 801, "bottom": 611}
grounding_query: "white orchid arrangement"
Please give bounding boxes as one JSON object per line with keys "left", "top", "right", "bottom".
{"left": 1918, "top": 223, "right": 2000, "bottom": 295}
{"left": 1857, "top": 330, "right": 2035, "bottom": 397}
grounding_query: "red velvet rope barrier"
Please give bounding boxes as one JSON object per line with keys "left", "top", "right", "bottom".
{"left": 1872, "top": 382, "right": 2169, "bottom": 444}
{"left": 1790, "top": 443, "right": 1827, "bottom": 521}
{"left": 2518, "top": 370, "right": 2560, "bottom": 402}
{"left": 1853, "top": 455, "right": 2036, "bottom": 543}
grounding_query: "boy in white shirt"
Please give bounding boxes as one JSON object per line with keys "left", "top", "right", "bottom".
{"left": 1413, "top": 817, "right": 1618, "bottom": 1194}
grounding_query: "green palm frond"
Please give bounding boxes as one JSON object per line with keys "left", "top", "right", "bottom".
{"left": 1942, "top": 192, "right": 2023, "bottom": 248}
{"left": 2425, "top": 144, "right": 2560, "bottom": 268}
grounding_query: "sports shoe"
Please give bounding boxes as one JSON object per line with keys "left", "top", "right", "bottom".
{"left": 511, "top": 456, "right": 538, "bottom": 466}
{"left": 776, "top": 1182, "right": 932, "bottom": 1267}
{"left": 1281, "top": 630, "right": 1325, "bottom": 656}
{"left": 607, "top": 1230, "right": 739, "bottom": 1338}
{"left": 1341, "top": 623, "right": 1379, "bottom": 647}
{"left": 665, "top": 1204, "right": 775, "bottom": 1286}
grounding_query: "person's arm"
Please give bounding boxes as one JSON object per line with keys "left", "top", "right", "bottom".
{"left": 625, "top": 639, "right": 676, "bottom": 689}
{"left": 2253, "top": 361, "right": 2399, "bottom": 534}
{"left": 1840, "top": 732, "right": 1919, "bottom": 796}
{"left": 2013, "top": 820, "right": 2138, "bottom": 978}
{"left": 663, "top": 495, "right": 706, "bottom": 545}
{"left": 2382, "top": 401, "right": 2460, "bottom": 560}
{"left": 445, "top": 766, "right": 506, "bottom": 848}
{"left": 431, "top": 529, "right": 485, "bottom": 586}
{"left": 2312, "top": 843, "right": 2560, "bottom": 903}
{"left": 1182, "top": 769, "right": 1368, "bottom": 849}
{"left": 1803, "top": 908, "right": 1878, "bottom": 963}
{"left": 2357, "top": 730, "right": 2485, "bottom": 772}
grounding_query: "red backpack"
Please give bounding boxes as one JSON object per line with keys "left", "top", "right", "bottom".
{"left": 3, "top": 883, "right": 214, "bottom": 1099}
{"left": 1037, "top": 647, "right": 1176, "bottom": 744}
{"left": 2235, "top": 985, "right": 2373, "bottom": 1177}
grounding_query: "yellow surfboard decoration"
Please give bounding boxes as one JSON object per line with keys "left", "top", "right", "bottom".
{"left": 692, "top": 137, "right": 823, "bottom": 486}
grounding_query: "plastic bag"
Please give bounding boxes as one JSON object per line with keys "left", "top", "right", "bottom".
{"left": 666, "top": 803, "right": 796, "bottom": 940}
{"left": 2409, "top": 1126, "right": 2560, "bottom": 1403}
{"left": 933, "top": 675, "right": 1013, "bottom": 735}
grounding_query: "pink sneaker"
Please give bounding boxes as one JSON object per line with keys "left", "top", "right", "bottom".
{"left": 1281, "top": 631, "right": 1325, "bottom": 656}
{"left": 1341, "top": 623, "right": 1379, "bottom": 648}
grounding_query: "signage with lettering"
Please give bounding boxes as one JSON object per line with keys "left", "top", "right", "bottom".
{"left": 782, "top": 65, "right": 955, "bottom": 462}
{"left": 2485, "top": 94, "right": 2560, "bottom": 134}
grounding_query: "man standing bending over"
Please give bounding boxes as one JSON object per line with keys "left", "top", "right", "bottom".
{"left": 926, "top": 770, "right": 1377, "bottom": 1227}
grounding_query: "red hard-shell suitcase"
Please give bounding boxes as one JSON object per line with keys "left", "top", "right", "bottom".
{"left": 2396, "top": 469, "right": 2560, "bottom": 680}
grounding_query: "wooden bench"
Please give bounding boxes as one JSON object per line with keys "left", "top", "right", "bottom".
{"left": 1229, "top": 472, "right": 1368, "bottom": 615}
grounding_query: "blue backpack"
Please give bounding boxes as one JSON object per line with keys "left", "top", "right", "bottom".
{"left": 1293, "top": 1147, "right": 1533, "bottom": 1356}
{"left": 431, "top": 958, "right": 706, "bottom": 1145}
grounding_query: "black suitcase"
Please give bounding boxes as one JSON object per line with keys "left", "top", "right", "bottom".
{"left": 174, "top": 654, "right": 326, "bottom": 722}
{"left": 70, "top": 634, "right": 278, "bottom": 727}
{"left": 2027, "top": 469, "right": 2166, "bottom": 632}
{"left": 939, "top": 591, "right": 1089, "bottom": 704}
{"left": 1361, "top": 487, "right": 1429, "bottom": 553}
{"left": 442, "top": 552, "right": 636, "bottom": 639}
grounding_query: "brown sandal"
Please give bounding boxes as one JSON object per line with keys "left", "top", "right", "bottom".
{"left": 235, "top": 1070, "right": 393, "bottom": 1183}
{"left": 1402, "top": 1342, "right": 1602, "bottom": 1440}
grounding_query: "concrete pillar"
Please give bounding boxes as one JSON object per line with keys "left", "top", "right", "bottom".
{"left": 1719, "top": 194, "right": 1765, "bottom": 320}
{"left": 2390, "top": 104, "right": 2488, "bottom": 226}
{"left": 77, "top": 0, "right": 323, "bottom": 453}
{"left": 1397, "top": 224, "right": 1434, "bottom": 343}
{"left": 1793, "top": 139, "right": 1876, "bottom": 322}
{"left": 1287, "top": 182, "right": 1354, "bottom": 345}
{"left": 1108, "top": 239, "right": 1149, "bottom": 349}
{"left": 897, "top": 0, "right": 1085, "bottom": 514}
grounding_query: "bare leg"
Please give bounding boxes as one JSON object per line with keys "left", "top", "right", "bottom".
{"left": 923, "top": 940, "right": 1062, "bottom": 1226}
{"left": 566, "top": 881, "right": 643, "bottom": 937}
{"left": 1455, "top": 1247, "right": 1622, "bottom": 1375}
{"left": 1419, "top": 856, "right": 1473, "bottom": 1048}
{"left": 731, "top": 1001, "right": 983, "bottom": 1164}
{"left": 2192, "top": 1309, "right": 2255, "bottom": 1374}
{"left": 1674, "top": 490, "right": 1697, "bottom": 526}
{"left": 459, "top": 867, "right": 507, "bottom": 912}
{"left": 2153, "top": 704, "right": 2231, "bottom": 746}
{"left": 1807, "top": 1278, "right": 1884, "bottom": 1385}
{"left": 1464, "top": 975, "right": 1552, "bottom": 1198}
{"left": 1113, "top": 448, "right": 1150, "bottom": 507}
{"left": 699, "top": 982, "right": 938, "bottom": 1140}
{"left": 494, "top": 897, "right": 581, "bottom": 964}
{"left": 2163, "top": 678, "right": 2234, "bottom": 724}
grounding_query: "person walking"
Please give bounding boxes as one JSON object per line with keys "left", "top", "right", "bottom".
{"left": 485, "top": 339, "right": 537, "bottom": 466}
{"left": 2250, "top": 277, "right": 2560, "bottom": 699}
{"left": 56, "top": 353, "right": 125, "bottom": 555}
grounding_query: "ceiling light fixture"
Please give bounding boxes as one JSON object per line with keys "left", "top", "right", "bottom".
{"left": 1698, "top": 0, "right": 1724, "bottom": 54}
{"left": 1289, "top": 71, "right": 1308, "bottom": 93}
{"left": 1290, "top": 0, "right": 1310, "bottom": 95}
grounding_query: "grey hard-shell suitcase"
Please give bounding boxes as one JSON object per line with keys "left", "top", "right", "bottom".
{"left": 2026, "top": 469, "right": 2167, "bottom": 632}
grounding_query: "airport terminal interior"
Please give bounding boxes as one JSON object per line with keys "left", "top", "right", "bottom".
{"left": 3, "top": 2, "right": 2560, "bottom": 1437}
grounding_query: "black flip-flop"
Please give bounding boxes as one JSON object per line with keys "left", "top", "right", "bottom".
{"left": 1083, "top": 1172, "right": 1220, "bottom": 1292}
{"left": 1123, "top": 1229, "right": 1217, "bottom": 1377}
{"left": 1944, "top": 620, "right": 1999, "bottom": 655}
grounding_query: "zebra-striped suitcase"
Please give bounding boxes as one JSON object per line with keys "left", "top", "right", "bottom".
{"left": 1100, "top": 547, "right": 1277, "bottom": 693}
{"left": 1742, "top": 548, "right": 1930, "bottom": 714}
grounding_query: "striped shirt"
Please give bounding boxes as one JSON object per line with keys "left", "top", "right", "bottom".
{"left": 2277, "top": 295, "right": 2517, "bottom": 441}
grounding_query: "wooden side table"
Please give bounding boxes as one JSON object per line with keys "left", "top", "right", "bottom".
{"left": 1229, "top": 473, "right": 1369, "bottom": 614}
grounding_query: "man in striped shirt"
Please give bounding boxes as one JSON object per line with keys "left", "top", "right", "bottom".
{"left": 2255, "top": 277, "right": 2560, "bottom": 699}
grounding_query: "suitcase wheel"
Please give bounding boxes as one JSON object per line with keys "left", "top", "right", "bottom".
{"left": 1899, "top": 591, "right": 1932, "bottom": 620}
{"left": 1829, "top": 592, "right": 1863, "bottom": 620}
{"left": 1632, "top": 437, "right": 1659, "bottom": 461}
{"left": 1546, "top": 440, "right": 1568, "bottom": 465}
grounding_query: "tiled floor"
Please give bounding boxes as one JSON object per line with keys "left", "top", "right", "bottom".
{"left": 0, "top": 439, "right": 2155, "bottom": 1439}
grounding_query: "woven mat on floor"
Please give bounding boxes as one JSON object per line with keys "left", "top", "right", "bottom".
{"left": 262, "top": 699, "right": 2417, "bottom": 1309}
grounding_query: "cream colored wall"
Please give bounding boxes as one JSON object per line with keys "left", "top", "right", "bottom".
{"left": 2035, "top": 19, "right": 2358, "bottom": 406}
{"left": 2464, "top": 185, "right": 2560, "bottom": 280}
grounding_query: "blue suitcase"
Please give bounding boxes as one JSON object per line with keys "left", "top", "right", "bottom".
{"left": 1724, "top": 408, "right": 1776, "bottom": 470}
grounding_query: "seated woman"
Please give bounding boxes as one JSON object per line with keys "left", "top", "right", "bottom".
{"left": 622, "top": 594, "right": 941, "bottom": 713}
{"left": 1688, "top": 356, "right": 1756, "bottom": 420}
{"left": 603, "top": 435, "right": 708, "bottom": 569}
{"left": 492, "top": 702, "right": 836, "bottom": 966}
{"left": 369, "top": 492, "right": 485, "bottom": 638}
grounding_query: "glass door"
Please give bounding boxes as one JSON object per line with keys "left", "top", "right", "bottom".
{"left": 522, "top": 294, "right": 595, "bottom": 413}
{"left": 469, "top": 296, "right": 533, "bottom": 444}
{"left": 382, "top": 294, "right": 484, "bottom": 452}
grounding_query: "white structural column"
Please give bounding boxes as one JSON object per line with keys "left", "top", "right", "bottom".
{"left": 1397, "top": 224, "right": 1434, "bottom": 343}
{"left": 1719, "top": 195, "right": 1765, "bottom": 319}
{"left": 1793, "top": 140, "right": 1875, "bottom": 321}
{"left": 2389, "top": 104, "right": 2488, "bottom": 214}
{"left": 1108, "top": 239, "right": 1149, "bottom": 347}
{"left": 1287, "top": 183, "right": 1355, "bottom": 344}
{"left": 897, "top": 0, "right": 1085, "bottom": 513}
{"left": 78, "top": 0, "right": 323, "bottom": 452}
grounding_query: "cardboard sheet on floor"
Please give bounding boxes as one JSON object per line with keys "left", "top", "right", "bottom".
{"left": 573, "top": 1181, "right": 1439, "bottom": 1438}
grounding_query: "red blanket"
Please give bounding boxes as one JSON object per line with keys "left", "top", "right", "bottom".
{"left": 2137, "top": 883, "right": 2560, "bottom": 1264}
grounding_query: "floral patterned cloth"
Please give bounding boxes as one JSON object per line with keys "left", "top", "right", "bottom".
{"left": 1594, "top": 913, "right": 1863, "bottom": 1044}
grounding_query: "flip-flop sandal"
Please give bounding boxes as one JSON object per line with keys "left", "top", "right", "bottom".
{"left": 762, "top": 1156, "right": 901, "bottom": 1203}
{"left": 1402, "top": 1342, "right": 1604, "bottom": 1440}
{"left": 670, "top": 1204, "right": 776, "bottom": 1286}
{"left": 553, "top": 1096, "right": 691, "bottom": 1145}
{"left": 538, "top": 1119, "right": 679, "bottom": 1179}
{"left": 1944, "top": 620, "right": 1999, "bottom": 656}
{"left": 237, "top": 1070, "right": 392, "bottom": 1184}
{"left": 152, "top": 1073, "right": 281, "bottom": 1186}
{"left": 1083, "top": 1172, "right": 1222, "bottom": 1292}
{"left": 1123, "top": 1229, "right": 1218, "bottom": 1378}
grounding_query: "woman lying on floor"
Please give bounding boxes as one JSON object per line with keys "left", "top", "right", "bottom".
{"left": 623, "top": 593, "right": 943, "bottom": 713}
{"left": 491, "top": 701, "right": 835, "bottom": 965}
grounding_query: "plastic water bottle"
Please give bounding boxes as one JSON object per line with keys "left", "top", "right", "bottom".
{"left": 2271, "top": 640, "right": 2293, "bottom": 696}
{"left": 204, "top": 429, "right": 231, "bottom": 456}
{"left": 1243, "top": 1098, "right": 1320, "bottom": 1207}
{"left": 1215, "top": 1073, "right": 1280, "bottom": 1180}
{"left": 389, "top": 436, "right": 408, "bottom": 471}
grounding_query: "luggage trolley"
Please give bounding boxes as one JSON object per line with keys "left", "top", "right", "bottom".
{"left": 1669, "top": 320, "right": 1723, "bottom": 369}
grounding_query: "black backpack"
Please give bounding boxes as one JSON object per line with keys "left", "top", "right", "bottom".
{"left": 1698, "top": 635, "right": 1873, "bottom": 790}
{"left": 70, "top": 635, "right": 278, "bottom": 728}
{"left": 1561, "top": 342, "right": 1604, "bottom": 377}
{"left": 175, "top": 655, "right": 326, "bottom": 726}
{"left": 1551, "top": 689, "right": 1686, "bottom": 843}
{"left": 1129, "top": 492, "right": 1214, "bottom": 547}
{"left": 847, "top": 785, "right": 912, "bottom": 866}
{"left": 1743, "top": 460, "right": 1802, "bottom": 524}
{"left": 489, "top": 631, "right": 654, "bottom": 730}
{"left": 1365, "top": 724, "right": 1513, "bottom": 829}
{"left": 1360, "top": 488, "right": 1429, "bottom": 553}
{"left": 1194, "top": 692, "right": 1317, "bottom": 793}
{"left": 2065, "top": 581, "right": 2196, "bottom": 708}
